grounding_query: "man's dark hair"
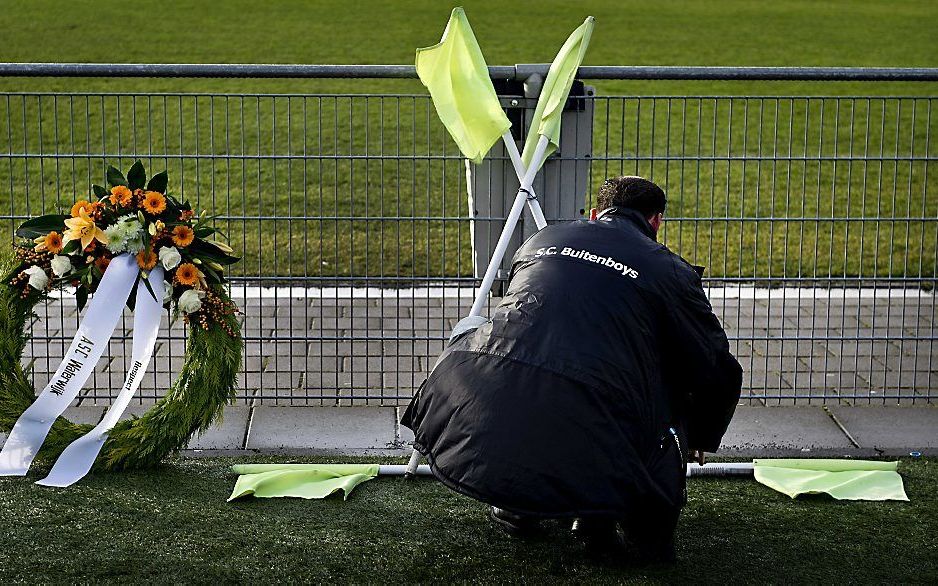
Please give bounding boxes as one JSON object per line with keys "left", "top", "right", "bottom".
{"left": 597, "top": 176, "right": 667, "bottom": 217}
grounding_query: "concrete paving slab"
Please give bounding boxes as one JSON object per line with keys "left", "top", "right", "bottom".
{"left": 417, "top": 305, "right": 472, "bottom": 318}
{"left": 309, "top": 341, "right": 384, "bottom": 357}
{"left": 22, "top": 290, "right": 937, "bottom": 409}
{"left": 295, "top": 370, "right": 346, "bottom": 388}
{"left": 63, "top": 406, "right": 105, "bottom": 425}
{"left": 828, "top": 406, "right": 938, "bottom": 455}
{"left": 187, "top": 406, "right": 250, "bottom": 450}
{"left": 781, "top": 370, "right": 870, "bottom": 394}
{"left": 746, "top": 339, "right": 833, "bottom": 358}
{"left": 860, "top": 369, "right": 936, "bottom": 391}
{"left": 343, "top": 355, "right": 423, "bottom": 373}
{"left": 823, "top": 341, "right": 898, "bottom": 358}
{"left": 246, "top": 406, "right": 397, "bottom": 451}
{"left": 719, "top": 406, "right": 854, "bottom": 456}
{"left": 741, "top": 370, "right": 790, "bottom": 391}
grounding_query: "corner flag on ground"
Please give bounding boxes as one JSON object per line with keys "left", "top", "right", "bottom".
{"left": 415, "top": 7, "right": 510, "bottom": 165}
{"left": 520, "top": 16, "right": 595, "bottom": 169}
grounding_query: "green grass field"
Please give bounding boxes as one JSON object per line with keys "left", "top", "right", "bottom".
{"left": 0, "top": 456, "right": 935, "bottom": 583}
{"left": 0, "top": 1, "right": 936, "bottom": 281}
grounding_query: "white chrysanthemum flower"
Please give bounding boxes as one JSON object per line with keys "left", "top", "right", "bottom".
{"left": 158, "top": 246, "right": 182, "bottom": 270}
{"left": 103, "top": 214, "right": 145, "bottom": 254}
{"left": 23, "top": 265, "right": 49, "bottom": 290}
{"left": 178, "top": 288, "right": 205, "bottom": 313}
{"left": 50, "top": 255, "right": 73, "bottom": 277}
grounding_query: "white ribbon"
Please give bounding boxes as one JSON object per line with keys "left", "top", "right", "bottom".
{"left": 0, "top": 254, "right": 141, "bottom": 476}
{"left": 37, "top": 267, "right": 164, "bottom": 487}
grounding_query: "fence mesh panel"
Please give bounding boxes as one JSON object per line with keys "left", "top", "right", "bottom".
{"left": 1, "top": 92, "right": 935, "bottom": 405}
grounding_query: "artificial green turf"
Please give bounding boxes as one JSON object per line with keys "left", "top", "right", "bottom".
{"left": 0, "top": 456, "right": 935, "bottom": 583}
{"left": 0, "top": 1, "right": 936, "bottom": 280}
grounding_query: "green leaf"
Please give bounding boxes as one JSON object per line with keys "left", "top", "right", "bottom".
{"left": 16, "top": 214, "right": 68, "bottom": 238}
{"left": 166, "top": 194, "right": 187, "bottom": 210}
{"left": 190, "top": 239, "right": 240, "bottom": 265}
{"left": 193, "top": 213, "right": 220, "bottom": 229}
{"left": 92, "top": 184, "right": 108, "bottom": 200}
{"left": 126, "top": 279, "right": 139, "bottom": 311}
{"left": 140, "top": 274, "right": 158, "bottom": 303}
{"left": 200, "top": 264, "right": 224, "bottom": 284}
{"left": 76, "top": 287, "right": 88, "bottom": 312}
{"left": 62, "top": 240, "right": 80, "bottom": 255}
{"left": 147, "top": 170, "right": 168, "bottom": 193}
{"left": 127, "top": 160, "right": 146, "bottom": 191}
{"left": 106, "top": 165, "right": 127, "bottom": 187}
{"left": 194, "top": 227, "right": 215, "bottom": 238}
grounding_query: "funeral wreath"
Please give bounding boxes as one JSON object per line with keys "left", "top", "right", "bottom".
{"left": 0, "top": 160, "right": 241, "bottom": 471}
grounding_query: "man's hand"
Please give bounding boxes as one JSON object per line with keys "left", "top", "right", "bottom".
{"left": 687, "top": 450, "right": 706, "bottom": 466}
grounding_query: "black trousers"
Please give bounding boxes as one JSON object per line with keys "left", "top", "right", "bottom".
{"left": 563, "top": 432, "right": 686, "bottom": 559}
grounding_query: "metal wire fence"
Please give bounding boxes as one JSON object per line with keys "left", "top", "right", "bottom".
{"left": 1, "top": 65, "right": 935, "bottom": 406}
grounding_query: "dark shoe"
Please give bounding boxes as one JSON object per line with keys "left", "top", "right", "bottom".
{"left": 489, "top": 506, "right": 542, "bottom": 537}
{"left": 571, "top": 517, "right": 627, "bottom": 554}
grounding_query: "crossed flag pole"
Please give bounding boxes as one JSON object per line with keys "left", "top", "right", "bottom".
{"left": 415, "top": 7, "right": 593, "bottom": 320}
{"left": 405, "top": 7, "right": 594, "bottom": 475}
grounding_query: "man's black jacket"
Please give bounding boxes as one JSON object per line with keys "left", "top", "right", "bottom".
{"left": 401, "top": 208, "right": 743, "bottom": 517}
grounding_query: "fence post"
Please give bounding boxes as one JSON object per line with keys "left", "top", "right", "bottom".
{"left": 467, "top": 77, "right": 594, "bottom": 297}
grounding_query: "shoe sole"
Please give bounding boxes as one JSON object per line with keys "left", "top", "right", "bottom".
{"left": 489, "top": 508, "right": 542, "bottom": 537}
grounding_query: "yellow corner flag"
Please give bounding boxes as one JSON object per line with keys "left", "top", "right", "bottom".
{"left": 416, "top": 7, "right": 511, "bottom": 165}
{"left": 521, "top": 16, "right": 595, "bottom": 170}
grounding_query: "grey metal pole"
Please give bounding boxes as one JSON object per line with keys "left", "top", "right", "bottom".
{"left": 389, "top": 462, "right": 755, "bottom": 477}
{"left": 2, "top": 63, "right": 937, "bottom": 81}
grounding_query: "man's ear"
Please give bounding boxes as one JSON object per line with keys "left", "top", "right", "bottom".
{"left": 648, "top": 212, "right": 663, "bottom": 234}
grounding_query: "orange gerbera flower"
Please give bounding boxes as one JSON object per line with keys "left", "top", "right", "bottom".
{"left": 71, "top": 199, "right": 95, "bottom": 218}
{"left": 33, "top": 231, "right": 64, "bottom": 254}
{"left": 94, "top": 255, "right": 111, "bottom": 273}
{"left": 109, "top": 185, "right": 133, "bottom": 207}
{"left": 171, "top": 225, "right": 195, "bottom": 247}
{"left": 136, "top": 247, "right": 158, "bottom": 270}
{"left": 142, "top": 191, "right": 167, "bottom": 215}
{"left": 174, "top": 262, "right": 200, "bottom": 286}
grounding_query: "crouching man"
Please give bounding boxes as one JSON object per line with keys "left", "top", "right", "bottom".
{"left": 401, "top": 176, "right": 742, "bottom": 562}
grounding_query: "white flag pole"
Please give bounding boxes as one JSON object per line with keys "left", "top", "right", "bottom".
{"left": 406, "top": 134, "right": 550, "bottom": 476}
{"left": 0, "top": 254, "right": 140, "bottom": 476}
{"left": 391, "top": 462, "right": 755, "bottom": 478}
{"left": 501, "top": 132, "right": 548, "bottom": 231}
{"left": 468, "top": 134, "right": 550, "bottom": 318}
{"left": 36, "top": 267, "right": 165, "bottom": 487}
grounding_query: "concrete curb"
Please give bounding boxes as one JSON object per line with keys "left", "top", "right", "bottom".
{"left": 183, "top": 404, "right": 937, "bottom": 458}
{"left": 3, "top": 404, "right": 936, "bottom": 459}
